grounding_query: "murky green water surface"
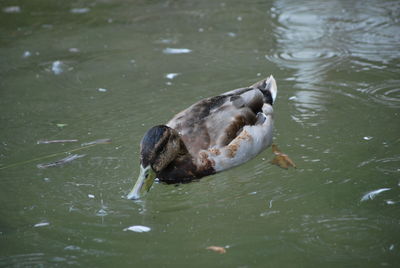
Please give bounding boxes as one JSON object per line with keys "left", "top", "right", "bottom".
{"left": 1, "top": 0, "right": 399, "bottom": 267}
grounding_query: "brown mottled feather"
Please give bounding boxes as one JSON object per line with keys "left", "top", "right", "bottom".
{"left": 167, "top": 88, "right": 265, "bottom": 157}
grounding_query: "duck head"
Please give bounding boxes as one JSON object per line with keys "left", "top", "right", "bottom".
{"left": 127, "top": 125, "right": 182, "bottom": 200}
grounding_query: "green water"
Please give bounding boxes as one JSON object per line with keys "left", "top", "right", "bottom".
{"left": 1, "top": 0, "right": 399, "bottom": 267}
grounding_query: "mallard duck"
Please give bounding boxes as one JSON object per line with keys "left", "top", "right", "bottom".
{"left": 127, "top": 75, "right": 278, "bottom": 199}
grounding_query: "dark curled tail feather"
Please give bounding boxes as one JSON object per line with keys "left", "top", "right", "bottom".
{"left": 251, "top": 75, "right": 277, "bottom": 105}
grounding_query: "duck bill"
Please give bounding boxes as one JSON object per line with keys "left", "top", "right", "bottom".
{"left": 126, "top": 165, "right": 156, "bottom": 200}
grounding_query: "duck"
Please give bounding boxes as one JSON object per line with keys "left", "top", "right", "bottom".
{"left": 127, "top": 75, "right": 278, "bottom": 200}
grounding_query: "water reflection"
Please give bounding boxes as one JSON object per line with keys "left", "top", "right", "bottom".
{"left": 268, "top": 0, "right": 400, "bottom": 118}
{"left": 355, "top": 80, "right": 400, "bottom": 108}
{"left": 1, "top": 0, "right": 399, "bottom": 266}
{"left": 289, "top": 212, "right": 397, "bottom": 263}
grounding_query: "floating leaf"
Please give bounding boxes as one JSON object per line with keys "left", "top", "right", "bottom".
{"left": 206, "top": 246, "right": 226, "bottom": 254}
{"left": 271, "top": 144, "right": 296, "bottom": 169}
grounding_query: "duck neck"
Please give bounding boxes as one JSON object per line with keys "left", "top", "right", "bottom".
{"left": 156, "top": 139, "right": 199, "bottom": 183}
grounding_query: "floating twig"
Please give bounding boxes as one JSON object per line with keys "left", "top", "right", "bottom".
{"left": 0, "top": 139, "right": 111, "bottom": 170}
{"left": 37, "top": 139, "right": 78, "bottom": 144}
{"left": 81, "top": 139, "right": 112, "bottom": 146}
{"left": 37, "top": 154, "right": 86, "bottom": 168}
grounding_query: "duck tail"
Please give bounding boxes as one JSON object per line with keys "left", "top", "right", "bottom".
{"left": 251, "top": 75, "right": 278, "bottom": 105}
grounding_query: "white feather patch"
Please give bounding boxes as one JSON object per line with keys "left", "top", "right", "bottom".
{"left": 123, "top": 225, "right": 151, "bottom": 233}
{"left": 266, "top": 75, "right": 277, "bottom": 103}
{"left": 361, "top": 188, "right": 391, "bottom": 202}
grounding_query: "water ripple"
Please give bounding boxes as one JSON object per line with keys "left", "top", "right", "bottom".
{"left": 269, "top": 0, "right": 400, "bottom": 111}
{"left": 0, "top": 253, "right": 46, "bottom": 267}
{"left": 270, "top": 0, "right": 400, "bottom": 71}
{"left": 279, "top": 50, "right": 338, "bottom": 63}
{"left": 356, "top": 81, "right": 400, "bottom": 108}
{"left": 286, "top": 213, "right": 394, "bottom": 261}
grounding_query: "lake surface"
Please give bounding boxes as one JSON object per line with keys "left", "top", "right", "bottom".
{"left": 1, "top": 0, "right": 399, "bottom": 267}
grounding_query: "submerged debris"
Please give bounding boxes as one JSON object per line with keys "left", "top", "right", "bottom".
{"left": 96, "top": 208, "right": 108, "bottom": 217}
{"left": 361, "top": 188, "right": 391, "bottom": 202}
{"left": 37, "top": 139, "right": 78, "bottom": 144}
{"left": 70, "top": 8, "right": 90, "bottom": 14}
{"left": 3, "top": 6, "right": 21, "bottom": 13}
{"left": 81, "top": 139, "right": 112, "bottom": 146}
{"left": 22, "top": 51, "right": 31, "bottom": 58}
{"left": 271, "top": 144, "right": 296, "bottom": 169}
{"left": 37, "top": 154, "right": 85, "bottom": 168}
{"left": 64, "top": 245, "right": 81, "bottom": 251}
{"left": 123, "top": 225, "right": 151, "bottom": 233}
{"left": 206, "top": 246, "right": 226, "bottom": 254}
{"left": 68, "top": 48, "right": 79, "bottom": 53}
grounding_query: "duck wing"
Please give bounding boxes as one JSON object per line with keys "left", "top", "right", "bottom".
{"left": 167, "top": 76, "right": 277, "bottom": 157}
